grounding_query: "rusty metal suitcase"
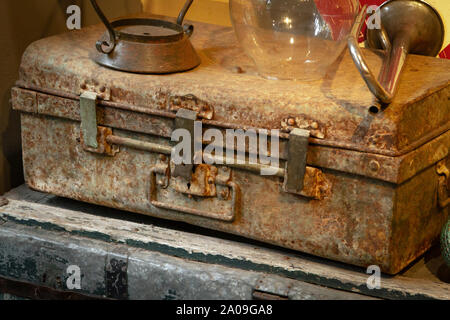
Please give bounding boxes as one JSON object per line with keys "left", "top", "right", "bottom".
{"left": 11, "top": 19, "right": 449, "bottom": 275}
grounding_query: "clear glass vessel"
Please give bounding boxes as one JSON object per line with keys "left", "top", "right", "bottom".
{"left": 230, "top": 0, "right": 359, "bottom": 81}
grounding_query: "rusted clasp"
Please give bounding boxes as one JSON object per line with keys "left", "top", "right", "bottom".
{"left": 0, "top": 196, "right": 9, "bottom": 207}
{"left": 437, "top": 160, "right": 450, "bottom": 209}
{"left": 349, "top": 2, "right": 444, "bottom": 109}
{"left": 150, "top": 163, "right": 240, "bottom": 222}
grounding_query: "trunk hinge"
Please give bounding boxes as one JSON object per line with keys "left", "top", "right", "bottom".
{"left": 79, "top": 92, "right": 118, "bottom": 156}
{"left": 80, "top": 92, "right": 99, "bottom": 149}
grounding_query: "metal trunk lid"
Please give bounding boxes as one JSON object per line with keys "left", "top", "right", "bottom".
{"left": 16, "top": 19, "right": 450, "bottom": 167}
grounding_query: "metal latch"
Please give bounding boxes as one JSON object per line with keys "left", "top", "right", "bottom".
{"left": 168, "top": 94, "right": 214, "bottom": 120}
{"left": 252, "top": 291, "right": 289, "bottom": 300}
{"left": 170, "top": 163, "right": 221, "bottom": 197}
{"left": 252, "top": 276, "right": 290, "bottom": 300}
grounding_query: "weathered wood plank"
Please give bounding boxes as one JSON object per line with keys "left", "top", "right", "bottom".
{"left": 1, "top": 185, "right": 449, "bottom": 299}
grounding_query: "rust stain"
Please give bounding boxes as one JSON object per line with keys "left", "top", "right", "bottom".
{"left": 15, "top": 19, "right": 450, "bottom": 156}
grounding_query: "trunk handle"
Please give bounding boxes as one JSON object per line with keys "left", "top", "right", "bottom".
{"left": 89, "top": 0, "right": 195, "bottom": 54}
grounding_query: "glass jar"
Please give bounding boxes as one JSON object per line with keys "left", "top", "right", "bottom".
{"left": 230, "top": 0, "right": 360, "bottom": 81}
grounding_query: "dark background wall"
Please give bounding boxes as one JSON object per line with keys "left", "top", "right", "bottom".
{"left": 0, "top": 0, "right": 142, "bottom": 195}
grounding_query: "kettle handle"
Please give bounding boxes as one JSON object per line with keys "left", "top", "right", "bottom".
{"left": 89, "top": 0, "right": 195, "bottom": 54}
{"left": 90, "top": 0, "right": 117, "bottom": 54}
